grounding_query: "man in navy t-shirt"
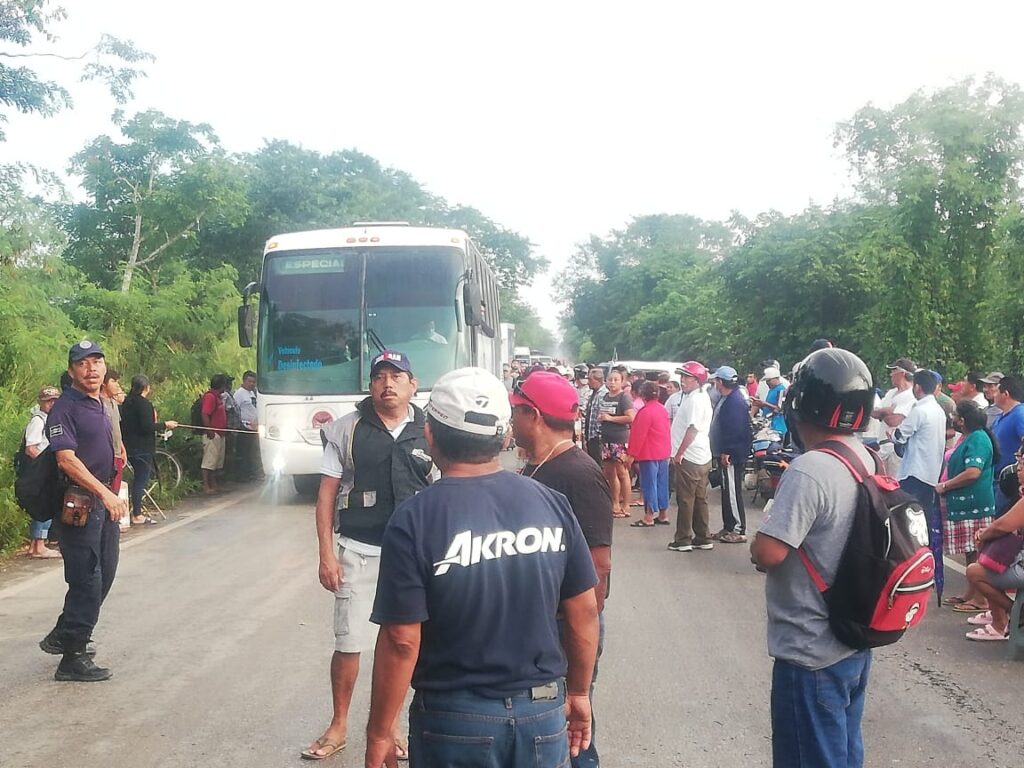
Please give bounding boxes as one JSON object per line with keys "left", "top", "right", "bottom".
{"left": 39, "top": 340, "right": 129, "bottom": 682}
{"left": 366, "top": 367, "right": 599, "bottom": 768}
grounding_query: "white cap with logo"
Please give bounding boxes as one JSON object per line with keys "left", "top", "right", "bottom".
{"left": 425, "top": 367, "right": 511, "bottom": 436}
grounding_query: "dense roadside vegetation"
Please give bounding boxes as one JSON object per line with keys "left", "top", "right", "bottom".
{"left": 560, "top": 76, "right": 1024, "bottom": 382}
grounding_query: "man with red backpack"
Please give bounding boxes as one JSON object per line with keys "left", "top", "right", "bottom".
{"left": 751, "top": 348, "right": 932, "bottom": 768}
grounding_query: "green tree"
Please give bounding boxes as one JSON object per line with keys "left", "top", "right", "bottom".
{"left": 836, "top": 75, "right": 1024, "bottom": 370}
{"left": 63, "top": 110, "right": 250, "bottom": 291}
{"left": 0, "top": 0, "right": 152, "bottom": 140}
{"left": 560, "top": 214, "right": 730, "bottom": 362}
{"left": 194, "top": 141, "right": 542, "bottom": 294}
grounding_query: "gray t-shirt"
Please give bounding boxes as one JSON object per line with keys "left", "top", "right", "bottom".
{"left": 759, "top": 437, "right": 872, "bottom": 670}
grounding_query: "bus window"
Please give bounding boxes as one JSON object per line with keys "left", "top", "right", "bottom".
{"left": 259, "top": 251, "right": 363, "bottom": 396}
{"left": 363, "top": 247, "right": 463, "bottom": 389}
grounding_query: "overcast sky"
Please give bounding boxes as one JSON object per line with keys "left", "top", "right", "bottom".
{"left": 6, "top": 1, "right": 1024, "bottom": 343}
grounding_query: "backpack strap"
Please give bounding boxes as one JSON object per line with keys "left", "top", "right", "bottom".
{"left": 796, "top": 439, "right": 880, "bottom": 593}
{"left": 814, "top": 439, "right": 882, "bottom": 483}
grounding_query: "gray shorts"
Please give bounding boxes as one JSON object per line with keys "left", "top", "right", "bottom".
{"left": 333, "top": 545, "right": 381, "bottom": 653}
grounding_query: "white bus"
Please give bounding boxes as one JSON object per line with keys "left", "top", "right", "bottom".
{"left": 238, "top": 223, "right": 503, "bottom": 494}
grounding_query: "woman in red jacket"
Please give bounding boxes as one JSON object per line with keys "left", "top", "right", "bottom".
{"left": 629, "top": 381, "right": 672, "bottom": 527}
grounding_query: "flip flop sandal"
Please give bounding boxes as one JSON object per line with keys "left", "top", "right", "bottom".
{"left": 942, "top": 595, "right": 967, "bottom": 606}
{"left": 630, "top": 520, "right": 656, "bottom": 528}
{"left": 967, "top": 611, "right": 994, "bottom": 626}
{"left": 396, "top": 739, "right": 409, "bottom": 761}
{"left": 952, "top": 601, "right": 987, "bottom": 613}
{"left": 965, "top": 624, "right": 1007, "bottom": 641}
{"left": 654, "top": 519, "right": 671, "bottom": 525}
{"left": 301, "top": 737, "right": 347, "bottom": 760}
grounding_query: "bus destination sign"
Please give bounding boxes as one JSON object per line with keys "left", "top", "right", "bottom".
{"left": 272, "top": 257, "right": 346, "bottom": 274}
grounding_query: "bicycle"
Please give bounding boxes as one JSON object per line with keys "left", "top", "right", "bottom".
{"left": 123, "top": 431, "right": 183, "bottom": 519}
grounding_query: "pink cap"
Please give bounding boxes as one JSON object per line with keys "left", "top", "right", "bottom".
{"left": 509, "top": 371, "right": 580, "bottom": 421}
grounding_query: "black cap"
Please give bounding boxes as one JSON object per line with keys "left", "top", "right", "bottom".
{"left": 886, "top": 357, "right": 917, "bottom": 375}
{"left": 68, "top": 339, "right": 105, "bottom": 364}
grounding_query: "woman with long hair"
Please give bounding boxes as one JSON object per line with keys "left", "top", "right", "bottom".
{"left": 120, "top": 374, "right": 178, "bottom": 526}
{"left": 599, "top": 370, "right": 635, "bottom": 517}
{"left": 936, "top": 400, "right": 999, "bottom": 613}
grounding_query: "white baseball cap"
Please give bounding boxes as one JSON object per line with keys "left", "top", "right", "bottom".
{"left": 425, "top": 367, "right": 511, "bottom": 436}
{"left": 763, "top": 366, "right": 782, "bottom": 379}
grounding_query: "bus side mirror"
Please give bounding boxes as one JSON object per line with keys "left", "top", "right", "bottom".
{"left": 463, "top": 281, "right": 483, "bottom": 327}
{"left": 238, "top": 304, "right": 254, "bottom": 348}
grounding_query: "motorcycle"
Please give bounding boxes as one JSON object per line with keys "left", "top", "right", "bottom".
{"left": 748, "top": 416, "right": 795, "bottom": 502}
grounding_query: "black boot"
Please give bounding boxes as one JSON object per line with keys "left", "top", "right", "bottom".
{"left": 39, "top": 630, "right": 95, "bottom": 657}
{"left": 55, "top": 640, "right": 111, "bottom": 682}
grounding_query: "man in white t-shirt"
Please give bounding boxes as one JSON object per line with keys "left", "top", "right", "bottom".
{"left": 668, "top": 362, "right": 714, "bottom": 552}
{"left": 892, "top": 369, "right": 946, "bottom": 546}
{"left": 870, "top": 357, "right": 917, "bottom": 474}
{"left": 23, "top": 386, "right": 62, "bottom": 558}
{"left": 232, "top": 370, "right": 262, "bottom": 480}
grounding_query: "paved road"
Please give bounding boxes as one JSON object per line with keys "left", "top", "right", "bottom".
{"left": 1, "top": 472, "right": 1022, "bottom": 768}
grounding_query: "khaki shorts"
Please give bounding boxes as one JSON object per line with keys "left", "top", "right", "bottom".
{"left": 334, "top": 545, "right": 381, "bottom": 653}
{"left": 201, "top": 434, "right": 226, "bottom": 470}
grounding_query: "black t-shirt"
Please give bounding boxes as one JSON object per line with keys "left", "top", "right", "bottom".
{"left": 599, "top": 391, "right": 632, "bottom": 444}
{"left": 525, "top": 446, "right": 613, "bottom": 549}
{"left": 371, "top": 470, "right": 597, "bottom": 694}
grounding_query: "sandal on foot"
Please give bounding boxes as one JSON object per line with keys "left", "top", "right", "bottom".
{"left": 612, "top": 510, "right": 630, "bottom": 518}
{"left": 630, "top": 520, "right": 656, "bottom": 528}
{"left": 952, "top": 601, "right": 987, "bottom": 613}
{"left": 396, "top": 739, "right": 409, "bottom": 761}
{"left": 967, "top": 611, "right": 994, "bottom": 626}
{"left": 301, "top": 737, "right": 347, "bottom": 760}
{"left": 965, "top": 624, "right": 1007, "bottom": 641}
{"left": 654, "top": 518, "right": 670, "bottom": 525}
{"left": 942, "top": 595, "right": 967, "bottom": 606}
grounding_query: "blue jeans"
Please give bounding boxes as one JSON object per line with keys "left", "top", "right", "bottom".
{"left": 129, "top": 453, "right": 153, "bottom": 518}
{"left": 409, "top": 680, "right": 569, "bottom": 768}
{"left": 771, "top": 650, "right": 872, "bottom": 768}
{"left": 638, "top": 459, "right": 669, "bottom": 512}
{"left": 30, "top": 517, "right": 52, "bottom": 540}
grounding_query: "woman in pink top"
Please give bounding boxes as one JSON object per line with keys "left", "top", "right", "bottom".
{"left": 629, "top": 382, "right": 672, "bottom": 527}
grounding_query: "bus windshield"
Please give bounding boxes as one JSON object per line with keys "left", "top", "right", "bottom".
{"left": 258, "top": 246, "right": 465, "bottom": 395}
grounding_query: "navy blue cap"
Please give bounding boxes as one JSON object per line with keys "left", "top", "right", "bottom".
{"left": 370, "top": 349, "right": 413, "bottom": 375}
{"left": 68, "top": 339, "right": 105, "bottom": 364}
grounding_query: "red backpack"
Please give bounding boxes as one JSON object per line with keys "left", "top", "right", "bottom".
{"left": 798, "top": 440, "right": 935, "bottom": 650}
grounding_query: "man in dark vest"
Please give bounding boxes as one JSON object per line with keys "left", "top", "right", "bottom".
{"left": 302, "top": 350, "right": 433, "bottom": 761}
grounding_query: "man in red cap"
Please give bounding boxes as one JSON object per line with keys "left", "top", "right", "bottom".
{"left": 511, "top": 371, "right": 613, "bottom": 768}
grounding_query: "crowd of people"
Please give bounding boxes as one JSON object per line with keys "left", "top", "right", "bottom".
{"left": 11, "top": 338, "right": 1024, "bottom": 767}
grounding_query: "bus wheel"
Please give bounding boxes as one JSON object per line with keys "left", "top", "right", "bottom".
{"left": 292, "top": 474, "right": 320, "bottom": 497}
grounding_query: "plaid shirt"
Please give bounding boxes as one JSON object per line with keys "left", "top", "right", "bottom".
{"left": 584, "top": 385, "right": 608, "bottom": 440}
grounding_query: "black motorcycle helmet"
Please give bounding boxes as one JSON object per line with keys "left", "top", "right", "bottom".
{"left": 784, "top": 348, "right": 874, "bottom": 449}
{"left": 998, "top": 461, "right": 1021, "bottom": 504}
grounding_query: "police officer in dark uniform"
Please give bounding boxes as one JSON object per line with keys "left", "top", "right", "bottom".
{"left": 302, "top": 349, "right": 433, "bottom": 761}
{"left": 39, "top": 340, "right": 129, "bottom": 682}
